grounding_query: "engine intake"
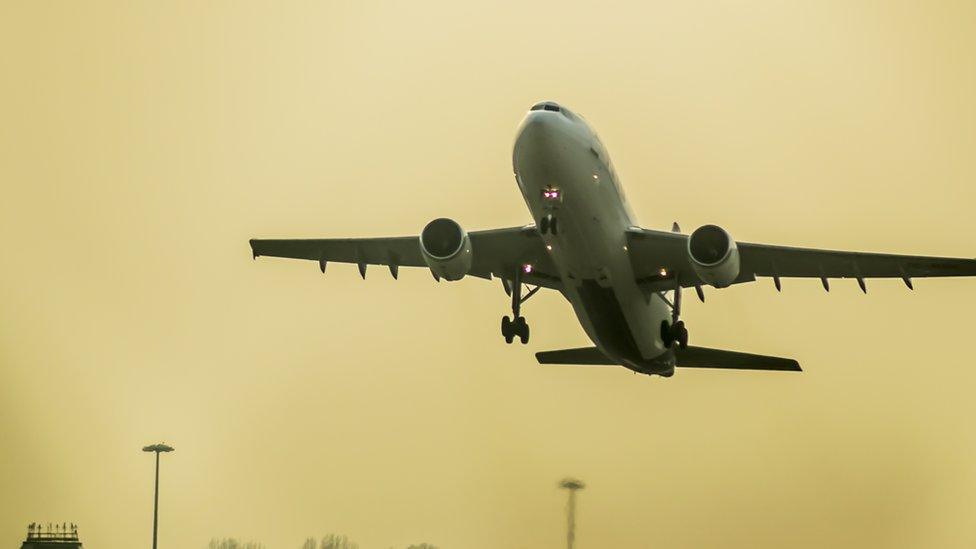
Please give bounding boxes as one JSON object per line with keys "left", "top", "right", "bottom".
{"left": 420, "top": 218, "right": 472, "bottom": 281}
{"left": 688, "top": 224, "right": 740, "bottom": 288}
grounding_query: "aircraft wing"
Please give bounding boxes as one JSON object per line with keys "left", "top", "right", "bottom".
{"left": 626, "top": 227, "right": 976, "bottom": 292}
{"left": 250, "top": 225, "right": 562, "bottom": 289}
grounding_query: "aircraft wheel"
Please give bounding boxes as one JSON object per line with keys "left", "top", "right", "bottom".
{"left": 660, "top": 320, "right": 674, "bottom": 348}
{"left": 675, "top": 321, "right": 689, "bottom": 349}
{"left": 516, "top": 317, "right": 530, "bottom": 344}
{"left": 501, "top": 316, "right": 515, "bottom": 344}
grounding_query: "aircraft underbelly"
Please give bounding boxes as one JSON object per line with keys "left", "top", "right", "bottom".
{"left": 514, "top": 122, "right": 671, "bottom": 370}
{"left": 558, "top": 181, "right": 671, "bottom": 368}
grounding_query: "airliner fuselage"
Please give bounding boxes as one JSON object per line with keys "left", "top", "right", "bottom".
{"left": 514, "top": 101, "right": 676, "bottom": 375}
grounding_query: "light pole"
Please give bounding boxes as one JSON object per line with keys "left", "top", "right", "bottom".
{"left": 142, "top": 443, "right": 174, "bottom": 549}
{"left": 559, "top": 478, "right": 585, "bottom": 549}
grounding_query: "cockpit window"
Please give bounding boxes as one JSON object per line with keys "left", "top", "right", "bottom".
{"left": 530, "top": 102, "right": 561, "bottom": 112}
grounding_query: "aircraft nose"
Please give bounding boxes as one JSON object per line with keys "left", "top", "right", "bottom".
{"left": 514, "top": 106, "right": 570, "bottom": 174}
{"left": 513, "top": 100, "right": 581, "bottom": 173}
{"left": 515, "top": 110, "right": 560, "bottom": 154}
{"left": 518, "top": 101, "right": 568, "bottom": 141}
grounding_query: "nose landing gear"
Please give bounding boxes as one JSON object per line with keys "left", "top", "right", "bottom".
{"left": 500, "top": 265, "right": 540, "bottom": 345}
{"left": 539, "top": 186, "right": 561, "bottom": 235}
{"left": 539, "top": 214, "right": 558, "bottom": 235}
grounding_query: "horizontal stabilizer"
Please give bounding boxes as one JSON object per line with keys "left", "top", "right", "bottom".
{"left": 675, "top": 346, "right": 801, "bottom": 371}
{"left": 535, "top": 347, "right": 616, "bottom": 365}
{"left": 536, "top": 345, "right": 801, "bottom": 372}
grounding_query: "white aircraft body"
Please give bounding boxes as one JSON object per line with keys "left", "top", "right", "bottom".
{"left": 251, "top": 101, "right": 976, "bottom": 377}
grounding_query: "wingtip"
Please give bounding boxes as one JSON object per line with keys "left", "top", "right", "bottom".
{"left": 781, "top": 357, "right": 803, "bottom": 372}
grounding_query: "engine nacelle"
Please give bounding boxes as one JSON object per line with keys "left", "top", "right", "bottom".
{"left": 420, "top": 218, "right": 472, "bottom": 281}
{"left": 687, "top": 224, "right": 740, "bottom": 288}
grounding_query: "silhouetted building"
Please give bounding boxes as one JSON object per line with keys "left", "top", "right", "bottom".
{"left": 20, "top": 523, "right": 83, "bottom": 549}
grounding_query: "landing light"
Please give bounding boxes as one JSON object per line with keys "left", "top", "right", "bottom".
{"left": 546, "top": 245, "right": 552, "bottom": 251}
{"left": 659, "top": 267, "right": 668, "bottom": 277}
{"left": 523, "top": 264, "right": 534, "bottom": 274}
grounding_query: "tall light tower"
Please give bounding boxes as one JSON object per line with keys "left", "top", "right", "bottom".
{"left": 142, "top": 443, "right": 174, "bottom": 549}
{"left": 559, "top": 478, "right": 585, "bottom": 549}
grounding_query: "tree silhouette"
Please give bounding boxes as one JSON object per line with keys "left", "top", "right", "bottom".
{"left": 208, "top": 538, "right": 265, "bottom": 549}
{"left": 316, "top": 533, "right": 358, "bottom": 549}
{"left": 207, "top": 533, "right": 438, "bottom": 549}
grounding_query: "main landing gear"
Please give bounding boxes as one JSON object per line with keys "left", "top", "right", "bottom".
{"left": 501, "top": 265, "right": 540, "bottom": 344}
{"left": 660, "top": 275, "right": 690, "bottom": 349}
{"left": 502, "top": 315, "right": 529, "bottom": 344}
{"left": 661, "top": 319, "right": 689, "bottom": 349}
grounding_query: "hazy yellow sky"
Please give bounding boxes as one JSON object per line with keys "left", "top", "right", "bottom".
{"left": 2, "top": 2, "right": 976, "bottom": 548}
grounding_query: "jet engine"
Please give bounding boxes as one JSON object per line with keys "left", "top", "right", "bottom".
{"left": 687, "top": 224, "right": 740, "bottom": 288}
{"left": 420, "top": 218, "right": 472, "bottom": 281}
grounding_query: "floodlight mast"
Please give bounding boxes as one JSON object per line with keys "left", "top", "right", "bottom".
{"left": 559, "top": 478, "right": 585, "bottom": 549}
{"left": 142, "top": 443, "right": 174, "bottom": 549}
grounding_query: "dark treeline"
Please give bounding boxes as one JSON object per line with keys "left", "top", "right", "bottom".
{"left": 301, "top": 534, "right": 357, "bottom": 549}
{"left": 209, "top": 540, "right": 265, "bottom": 549}
{"left": 209, "top": 535, "right": 437, "bottom": 549}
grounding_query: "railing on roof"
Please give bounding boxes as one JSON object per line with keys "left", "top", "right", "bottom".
{"left": 25, "top": 523, "right": 80, "bottom": 541}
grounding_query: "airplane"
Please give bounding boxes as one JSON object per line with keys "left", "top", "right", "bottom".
{"left": 250, "top": 100, "right": 976, "bottom": 377}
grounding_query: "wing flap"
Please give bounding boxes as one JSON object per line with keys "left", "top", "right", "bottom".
{"left": 250, "top": 225, "right": 563, "bottom": 289}
{"left": 250, "top": 237, "right": 425, "bottom": 266}
{"left": 738, "top": 241, "right": 976, "bottom": 279}
{"left": 625, "top": 227, "right": 976, "bottom": 287}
